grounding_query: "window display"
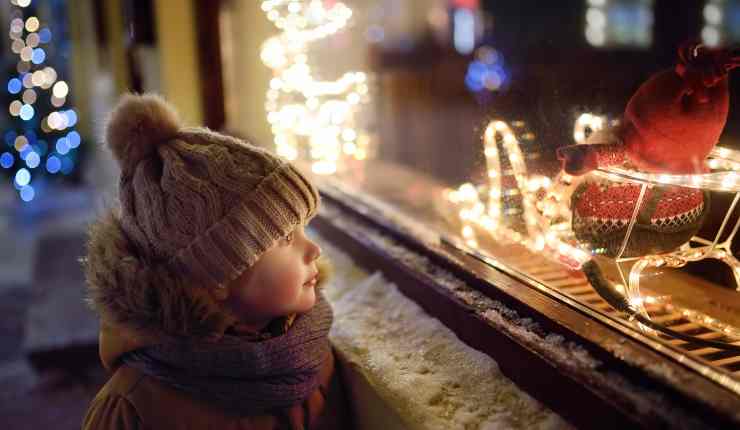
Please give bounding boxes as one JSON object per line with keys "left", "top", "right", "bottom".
{"left": 221, "top": 0, "right": 740, "bottom": 397}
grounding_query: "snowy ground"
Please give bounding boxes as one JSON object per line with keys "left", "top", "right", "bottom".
{"left": 312, "top": 230, "right": 572, "bottom": 430}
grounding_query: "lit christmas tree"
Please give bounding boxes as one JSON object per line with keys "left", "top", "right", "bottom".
{"left": 2, "top": 0, "right": 82, "bottom": 202}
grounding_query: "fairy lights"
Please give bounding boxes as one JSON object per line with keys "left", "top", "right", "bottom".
{"left": 4, "top": 3, "right": 81, "bottom": 201}
{"left": 446, "top": 114, "right": 740, "bottom": 346}
{"left": 573, "top": 112, "right": 606, "bottom": 143}
{"left": 445, "top": 119, "right": 591, "bottom": 266}
{"left": 261, "top": 0, "right": 372, "bottom": 175}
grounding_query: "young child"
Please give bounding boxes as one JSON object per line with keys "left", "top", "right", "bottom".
{"left": 82, "top": 94, "right": 352, "bottom": 429}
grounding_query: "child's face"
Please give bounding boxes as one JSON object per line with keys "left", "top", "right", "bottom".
{"left": 224, "top": 225, "right": 322, "bottom": 326}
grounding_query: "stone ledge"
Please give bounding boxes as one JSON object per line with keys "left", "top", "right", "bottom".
{"left": 316, "top": 232, "right": 570, "bottom": 430}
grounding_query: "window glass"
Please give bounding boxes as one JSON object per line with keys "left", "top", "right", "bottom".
{"left": 222, "top": 0, "right": 740, "bottom": 393}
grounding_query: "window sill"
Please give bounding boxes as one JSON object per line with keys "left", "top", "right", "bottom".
{"left": 307, "top": 160, "right": 740, "bottom": 429}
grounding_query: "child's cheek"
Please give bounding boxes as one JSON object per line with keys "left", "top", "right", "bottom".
{"left": 267, "top": 265, "right": 303, "bottom": 301}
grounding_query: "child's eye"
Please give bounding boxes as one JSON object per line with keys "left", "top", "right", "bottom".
{"left": 283, "top": 231, "right": 295, "bottom": 245}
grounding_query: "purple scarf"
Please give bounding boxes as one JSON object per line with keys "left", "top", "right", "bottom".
{"left": 123, "top": 292, "right": 333, "bottom": 416}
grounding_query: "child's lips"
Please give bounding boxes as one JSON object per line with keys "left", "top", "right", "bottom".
{"left": 303, "top": 273, "right": 318, "bottom": 287}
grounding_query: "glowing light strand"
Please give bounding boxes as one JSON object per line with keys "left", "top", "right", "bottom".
{"left": 261, "top": 0, "right": 371, "bottom": 175}
{"left": 446, "top": 114, "right": 740, "bottom": 342}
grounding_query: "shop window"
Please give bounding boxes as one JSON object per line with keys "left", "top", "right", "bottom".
{"left": 218, "top": 0, "right": 740, "bottom": 399}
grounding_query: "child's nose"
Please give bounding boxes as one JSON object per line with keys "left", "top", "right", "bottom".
{"left": 306, "top": 239, "right": 322, "bottom": 263}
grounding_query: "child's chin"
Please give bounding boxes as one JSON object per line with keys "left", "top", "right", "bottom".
{"left": 296, "top": 288, "right": 316, "bottom": 312}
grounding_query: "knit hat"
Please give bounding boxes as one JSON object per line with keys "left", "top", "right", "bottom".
{"left": 104, "top": 93, "right": 320, "bottom": 291}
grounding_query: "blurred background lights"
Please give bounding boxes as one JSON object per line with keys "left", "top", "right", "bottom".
{"left": 465, "top": 46, "right": 508, "bottom": 93}
{"left": 14, "top": 135, "right": 28, "bottom": 151}
{"left": 1, "top": 153, "right": 14, "bottom": 169}
{"left": 20, "top": 185, "right": 35, "bottom": 202}
{"left": 31, "top": 70, "right": 45, "bottom": 86}
{"left": 55, "top": 137, "right": 69, "bottom": 154}
{"left": 453, "top": 8, "right": 476, "bottom": 55}
{"left": 67, "top": 131, "right": 80, "bottom": 148}
{"left": 38, "top": 28, "right": 51, "bottom": 43}
{"left": 20, "top": 46, "right": 32, "bottom": 61}
{"left": 9, "top": 100, "right": 22, "bottom": 116}
{"left": 15, "top": 168, "right": 30, "bottom": 186}
{"left": 19, "top": 103, "right": 34, "bottom": 120}
{"left": 19, "top": 144, "right": 32, "bottom": 160}
{"left": 702, "top": 26, "right": 721, "bottom": 47}
{"left": 52, "top": 80, "right": 68, "bottom": 98}
{"left": 4, "top": 2, "right": 82, "bottom": 202}
{"left": 704, "top": 3, "right": 723, "bottom": 25}
{"left": 11, "top": 39, "right": 24, "bottom": 54}
{"left": 585, "top": 0, "right": 653, "bottom": 48}
{"left": 45, "top": 155, "right": 60, "bottom": 173}
{"left": 701, "top": 0, "right": 729, "bottom": 47}
{"left": 25, "top": 16, "right": 39, "bottom": 32}
{"left": 26, "top": 32, "right": 40, "bottom": 48}
{"left": 7, "top": 78, "right": 22, "bottom": 94}
{"left": 31, "top": 47, "right": 45, "bottom": 64}
{"left": 25, "top": 151, "right": 39, "bottom": 168}
{"left": 22, "top": 88, "right": 36, "bottom": 104}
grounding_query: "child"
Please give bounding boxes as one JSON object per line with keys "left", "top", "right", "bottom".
{"left": 82, "top": 94, "right": 352, "bottom": 429}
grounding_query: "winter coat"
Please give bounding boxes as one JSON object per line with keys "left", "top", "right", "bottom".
{"left": 82, "top": 322, "right": 353, "bottom": 430}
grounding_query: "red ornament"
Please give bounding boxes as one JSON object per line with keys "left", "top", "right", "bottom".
{"left": 558, "top": 42, "right": 739, "bottom": 175}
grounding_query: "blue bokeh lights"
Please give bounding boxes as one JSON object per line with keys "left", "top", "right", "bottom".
{"left": 20, "top": 185, "right": 35, "bottom": 202}
{"left": 67, "top": 131, "right": 81, "bottom": 148}
{"left": 25, "top": 151, "right": 40, "bottom": 168}
{"left": 465, "top": 46, "right": 509, "bottom": 94}
{"left": 39, "top": 28, "right": 52, "bottom": 43}
{"left": 31, "top": 48, "right": 46, "bottom": 64}
{"left": 19, "top": 104, "right": 34, "bottom": 120}
{"left": 46, "top": 155, "right": 61, "bottom": 173}
{"left": 55, "top": 137, "right": 70, "bottom": 155}
{"left": 7, "top": 78, "right": 22, "bottom": 94}
{"left": 1, "top": 152, "right": 14, "bottom": 169}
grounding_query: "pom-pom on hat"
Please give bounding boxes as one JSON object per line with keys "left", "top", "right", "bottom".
{"left": 102, "top": 93, "right": 320, "bottom": 291}
{"left": 105, "top": 93, "right": 181, "bottom": 170}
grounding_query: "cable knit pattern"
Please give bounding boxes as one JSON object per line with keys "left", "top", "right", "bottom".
{"left": 85, "top": 94, "right": 320, "bottom": 338}
{"left": 105, "top": 95, "right": 319, "bottom": 291}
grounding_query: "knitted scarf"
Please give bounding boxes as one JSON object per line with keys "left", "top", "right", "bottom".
{"left": 122, "top": 292, "right": 333, "bottom": 416}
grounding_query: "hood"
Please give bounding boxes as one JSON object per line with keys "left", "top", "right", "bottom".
{"left": 87, "top": 210, "right": 333, "bottom": 369}
{"left": 99, "top": 322, "right": 158, "bottom": 371}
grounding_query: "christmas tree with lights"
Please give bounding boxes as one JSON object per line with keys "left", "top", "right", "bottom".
{"left": 2, "top": 0, "right": 82, "bottom": 202}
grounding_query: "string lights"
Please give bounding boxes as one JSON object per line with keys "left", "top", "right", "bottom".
{"left": 445, "top": 115, "right": 740, "bottom": 343}
{"left": 445, "top": 119, "right": 591, "bottom": 267}
{"left": 260, "top": 0, "right": 372, "bottom": 175}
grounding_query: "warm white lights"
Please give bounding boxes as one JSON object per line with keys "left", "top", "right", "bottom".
{"left": 446, "top": 119, "right": 591, "bottom": 267}
{"left": 446, "top": 114, "right": 740, "bottom": 344}
{"left": 261, "top": 0, "right": 371, "bottom": 174}
{"left": 702, "top": 1, "right": 724, "bottom": 47}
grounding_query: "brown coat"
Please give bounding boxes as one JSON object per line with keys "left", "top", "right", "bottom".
{"left": 82, "top": 324, "right": 353, "bottom": 430}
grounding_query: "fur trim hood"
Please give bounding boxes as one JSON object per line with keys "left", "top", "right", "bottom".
{"left": 84, "top": 209, "right": 331, "bottom": 342}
